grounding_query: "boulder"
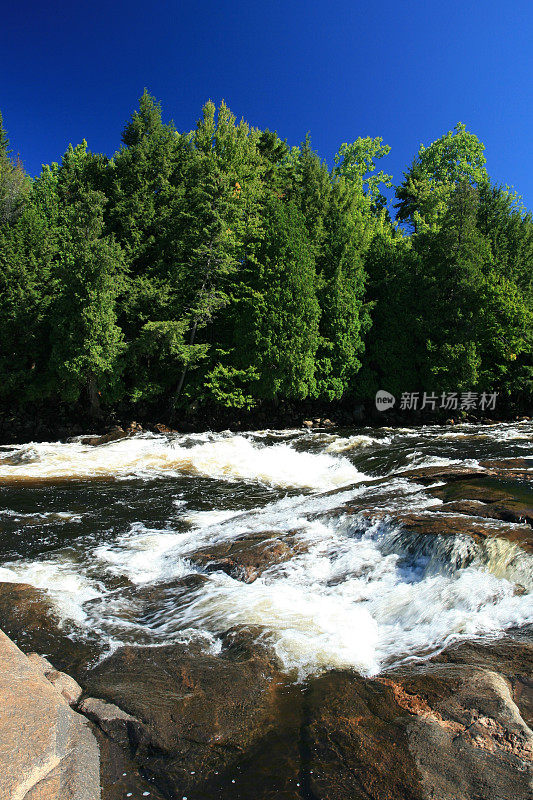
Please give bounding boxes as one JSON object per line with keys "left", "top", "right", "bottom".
{"left": 431, "top": 628, "right": 533, "bottom": 727}
{"left": 85, "top": 426, "right": 127, "bottom": 446}
{"left": 81, "top": 639, "right": 289, "bottom": 798}
{"left": 401, "top": 465, "right": 492, "bottom": 484}
{"left": 188, "top": 530, "right": 307, "bottom": 583}
{"left": 438, "top": 499, "right": 533, "bottom": 528}
{"left": 304, "top": 661, "right": 533, "bottom": 800}
{"left": 0, "top": 629, "right": 100, "bottom": 800}
{"left": 0, "top": 581, "right": 97, "bottom": 676}
{"left": 481, "top": 457, "right": 533, "bottom": 472}
{"left": 28, "top": 653, "right": 83, "bottom": 706}
{"left": 77, "top": 697, "right": 140, "bottom": 751}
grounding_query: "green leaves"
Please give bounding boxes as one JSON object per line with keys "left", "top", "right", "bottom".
{"left": 395, "top": 123, "right": 488, "bottom": 232}
{"left": 0, "top": 99, "right": 531, "bottom": 417}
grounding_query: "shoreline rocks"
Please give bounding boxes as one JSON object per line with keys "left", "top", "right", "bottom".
{"left": 0, "top": 629, "right": 100, "bottom": 800}
{"left": 1, "top": 621, "right": 532, "bottom": 799}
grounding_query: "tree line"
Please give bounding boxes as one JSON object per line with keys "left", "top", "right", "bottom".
{"left": 0, "top": 92, "right": 531, "bottom": 420}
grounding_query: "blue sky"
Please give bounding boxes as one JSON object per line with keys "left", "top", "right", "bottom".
{"left": 2, "top": 0, "right": 532, "bottom": 208}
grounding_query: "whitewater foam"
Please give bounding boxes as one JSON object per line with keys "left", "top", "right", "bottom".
{"left": 0, "top": 433, "right": 365, "bottom": 490}
{"left": 1, "top": 423, "right": 532, "bottom": 679}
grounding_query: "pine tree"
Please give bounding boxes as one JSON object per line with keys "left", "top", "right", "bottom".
{"left": 0, "top": 110, "right": 30, "bottom": 226}
{"left": 220, "top": 195, "right": 320, "bottom": 404}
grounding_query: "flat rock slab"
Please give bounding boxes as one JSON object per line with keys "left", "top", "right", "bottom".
{"left": 0, "top": 629, "right": 100, "bottom": 800}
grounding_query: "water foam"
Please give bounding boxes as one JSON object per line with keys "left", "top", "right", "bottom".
{"left": 0, "top": 434, "right": 365, "bottom": 490}
{"left": 1, "top": 423, "right": 532, "bottom": 679}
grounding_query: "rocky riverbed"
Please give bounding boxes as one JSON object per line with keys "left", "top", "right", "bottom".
{"left": 0, "top": 422, "right": 531, "bottom": 798}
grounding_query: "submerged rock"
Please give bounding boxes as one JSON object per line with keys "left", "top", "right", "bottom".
{"left": 189, "top": 530, "right": 307, "bottom": 583}
{"left": 401, "top": 465, "right": 492, "bottom": 484}
{"left": 0, "top": 581, "right": 99, "bottom": 676}
{"left": 439, "top": 498, "right": 533, "bottom": 528}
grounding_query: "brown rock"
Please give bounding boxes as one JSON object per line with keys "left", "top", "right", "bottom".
{"left": 82, "top": 639, "right": 288, "bottom": 798}
{"left": 305, "top": 661, "right": 533, "bottom": 800}
{"left": 45, "top": 670, "right": 83, "bottom": 706}
{"left": 305, "top": 670, "right": 425, "bottom": 800}
{"left": 86, "top": 426, "right": 127, "bottom": 446}
{"left": 0, "top": 582, "right": 98, "bottom": 676}
{"left": 439, "top": 498, "right": 533, "bottom": 528}
{"left": 431, "top": 628, "right": 533, "bottom": 727}
{"left": 189, "top": 531, "right": 306, "bottom": 583}
{"left": 78, "top": 697, "right": 140, "bottom": 750}
{"left": 480, "top": 458, "right": 533, "bottom": 471}
{"left": 401, "top": 465, "right": 492, "bottom": 484}
{"left": 152, "top": 422, "right": 177, "bottom": 434}
{"left": 27, "top": 652, "right": 55, "bottom": 672}
{"left": 0, "top": 629, "right": 100, "bottom": 800}
{"left": 27, "top": 653, "right": 83, "bottom": 706}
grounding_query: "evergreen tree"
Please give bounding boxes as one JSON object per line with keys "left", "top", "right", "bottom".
{"left": 214, "top": 195, "right": 320, "bottom": 405}
{"left": 0, "top": 111, "right": 30, "bottom": 226}
{"left": 47, "top": 143, "right": 125, "bottom": 416}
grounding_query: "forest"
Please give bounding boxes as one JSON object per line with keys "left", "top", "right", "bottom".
{"left": 0, "top": 92, "right": 532, "bottom": 422}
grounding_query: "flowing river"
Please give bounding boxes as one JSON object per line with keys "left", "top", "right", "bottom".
{"left": 0, "top": 421, "right": 532, "bottom": 680}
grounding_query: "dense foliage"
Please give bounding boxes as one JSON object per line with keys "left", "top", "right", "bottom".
{"left": 0, "top": 98, "right": 531, "bottom": 418}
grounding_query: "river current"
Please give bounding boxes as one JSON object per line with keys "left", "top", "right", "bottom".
{"left": 0, "top": 422, "right": 531, "bottom": 679}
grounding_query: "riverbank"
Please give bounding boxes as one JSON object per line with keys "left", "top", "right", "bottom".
{"left": 0, "top": 400, "right": 531, "bottom": 445}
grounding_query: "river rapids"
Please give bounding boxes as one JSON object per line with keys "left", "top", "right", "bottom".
{"left": 0, "top": 421, "right": 531, "bottom": 679}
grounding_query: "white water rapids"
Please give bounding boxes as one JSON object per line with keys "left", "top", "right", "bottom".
{"left": 0, "top": 422, "right": 532, "bottom": 678}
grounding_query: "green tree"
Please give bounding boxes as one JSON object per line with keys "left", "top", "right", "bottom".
{"left": 395, "top": 123, "right": 488, "bottom": 232}
{"left": 208, "top": 196, "right": 320, "bottom": 406}
{"left": 47, "top": 143, "right": 125, "bottom": 416}
{"left": 0, "top": 111, "right": 30, "bottom": 226}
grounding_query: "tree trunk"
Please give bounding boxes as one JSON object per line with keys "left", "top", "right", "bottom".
{"left": 170, "top": 320, "right": 198, "bottom": 418}
{"left": 87, "top": 374, "right": 102, "bottom": 420}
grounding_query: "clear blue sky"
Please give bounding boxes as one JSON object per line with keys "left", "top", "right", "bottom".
{"left": 2, "top": 0, "right": 532, "bottom": 208}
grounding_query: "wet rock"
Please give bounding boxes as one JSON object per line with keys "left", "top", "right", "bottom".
{"left": 0, "top": 581, "right": 98, "bottom": 676}
{"left": 91, "top": 723, "right": 168, "bottom": 800}
{"left": 189, "top": 531, "right": 306, "bottom": 583}
{"left": 151, "top": 422, "right": 178, "bottom": 434}
{"left": 304, "top": 670, "right": 424, "bottom": 799}
{"left": 481, "top": 457, "right": 532, "bottom": 472}
{"left": 0, "top": 629, "right": 100, "bottom": 800}
{"left": 401, "top": 465, "right": 492, "bottom": 484}
{"left": 429, "top": 477, "right": 524, "bottom": 504}
{"left": 383, "top": 509, "right": 532, "bottom": 560}
{"left": 302, "top": 419, "right": 313, "bottom": 428}
{"left": 82, "top": 640, "right": 285, "bottom": 798}
{"left": 384, "top": 664, "right": 533, "bottom": 800}
{"left": 431, "top": 627, "right": 533, "bottom": 727}
{"left": 304, "top": 661, "right": 533, "bottom": 800}
{"left": 78, "top": 697, "right": 141, "bottom": 750}
{"left": 85, "top": 426, "right": 127, "bottom": 446}
{"left": 439, "top": 498, "right": 533, "bottom": 528}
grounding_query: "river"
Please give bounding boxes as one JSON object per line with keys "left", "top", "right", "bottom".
{"left": 0, "top": 421, "right": 531, "bottom": 682}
